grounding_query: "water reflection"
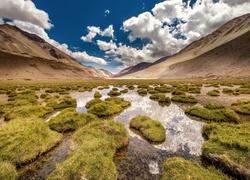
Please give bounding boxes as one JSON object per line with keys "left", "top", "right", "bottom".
{"left": 76, "top": 86, "right": 205, "bottom": 179}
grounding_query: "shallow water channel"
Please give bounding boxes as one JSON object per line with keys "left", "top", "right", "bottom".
{"left": 18, "top": 86, "right": 205, "bottom": 179}
{"left": 76, "top": 86, "right": 205, "bottom": 179}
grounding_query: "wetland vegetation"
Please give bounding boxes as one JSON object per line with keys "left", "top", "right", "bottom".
{"left": 0, "top": 79, "right": 249, "bottom": 179}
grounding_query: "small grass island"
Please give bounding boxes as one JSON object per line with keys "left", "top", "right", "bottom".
{"left": 129, "top": 115, "right": 166, "bottom": 143}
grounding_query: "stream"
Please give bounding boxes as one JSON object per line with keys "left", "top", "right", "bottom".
{"left": 18, "top": 86, "right": 205, "bottom": 179}
{"left": 76, "top": 86, "right": 205, "bottom": 179}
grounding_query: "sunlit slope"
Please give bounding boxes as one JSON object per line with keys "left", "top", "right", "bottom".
{"left": 120, "top": 13, "right": 250, "bottom": 79}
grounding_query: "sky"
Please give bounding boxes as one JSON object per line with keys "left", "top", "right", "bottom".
{"left": 0, "top": 0, "right": 249, "bottom": 73}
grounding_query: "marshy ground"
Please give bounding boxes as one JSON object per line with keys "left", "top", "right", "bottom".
{"left": 0, "top": 79, "right": 249, "bottom": 179}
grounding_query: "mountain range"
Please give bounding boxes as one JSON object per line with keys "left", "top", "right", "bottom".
{"left": 0, "top": 13, "right": 249, "bottom": 80}
{"left": 0, "top": 24, "right": 100, "bottom": 80}
{"left": 117, "top": 13, "right": 250, "bottom": 79}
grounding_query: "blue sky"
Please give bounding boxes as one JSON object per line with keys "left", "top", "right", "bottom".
{"left": 0, "top": 0, "right": 249, "bottom": 73}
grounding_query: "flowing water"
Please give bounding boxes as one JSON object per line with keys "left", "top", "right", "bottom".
{"left": 76, "top": 86, "right": 205, "bottom": 179}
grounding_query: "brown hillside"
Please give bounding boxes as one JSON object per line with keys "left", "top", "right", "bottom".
{"left": 0, "top": 24, "right": 97, "bottom": 80}
{"left": 120, "top": 13, "right": 250, "bottom": 79}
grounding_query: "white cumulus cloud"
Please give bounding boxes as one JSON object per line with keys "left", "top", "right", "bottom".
{"left": 81, "top": 25, "right": 114, "bottom": 42}
{"left": 0, "top": 0, "right": 53, "bottom": 29}
{"left": 71, "top": 52, "right": 107, "bottom": 65}
{"left": 116, "top": 0, "right": 250, "bottom": 68}
{"left": 97, "top": 40, "right": 117, "bottom": 51}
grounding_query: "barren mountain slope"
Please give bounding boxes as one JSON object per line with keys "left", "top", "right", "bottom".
{"left": 86, "top": 66, "right": 113, "bottom": 78}
{"left": 114, "top": 55, "right": 170, "bottom": 77}
{"left": 0, "top": 24, "right": 97, "bottom": 80}
{"left": 120, "top": 13, "right": 250, "bottom": 79}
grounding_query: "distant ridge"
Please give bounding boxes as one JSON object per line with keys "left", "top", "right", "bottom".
{"left": 113, "top": 55, "right": 170, "bottom": 77}
{"left": 86, "top": 66, "right": 113, "bottom": 78}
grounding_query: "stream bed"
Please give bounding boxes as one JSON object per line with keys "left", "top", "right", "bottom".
{"left": 17, "top": 86, "right": 205, "bottom": 179}
{"left": 76, "top": 86, "right": 205, "bottom": 179}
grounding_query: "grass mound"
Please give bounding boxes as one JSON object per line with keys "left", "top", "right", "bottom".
{"left": 130, "top": 115, "right": 166, "bottom": 142}
{"left": 94, "top": 91, "right": 102, "bottom": 99}
{"left": 202, "top": 123, "right": 250, "bottom": 178}
{"left": 149, "top": 93, "right": 165, "bottom": 100}
{"left": 0, "top": 118, "right": 62, "bottom": 166}
{"left": 86, "top": 98, "right": 130, "bottom": 117}
{"left": 161, "top": 157, "right": 229, "bottom": 180}
{"left": 105, "top": 97, "right": 131, "bottom": 108}
{"left": 137, "top": 89, "right": 147, "bottom": 95}
{"left": 45, "top": 95, "right": 77, "bottom": 110}
{"left": 48, "top": 120, "right": 129, "bottom": 180}
{"left": 0, "top": 161, "right": 18, "bottom": 180}
{"left": 231, "top": 99, "right": 250, "bottom": 115}
{"left": 48, "top": 108, "right": 99, "bottom": 132}
{"left": 85, "top": 98, "right": 103, "bottom": 109}
{"left": 171, "top": 94, "right": 198, "bottom": 103}
{"left": 207, "top": 90, "right": 220, "bottom": 96}
{"left": 185, "top": 104, "right": 239, "bottom": 123}
{"left": 2, "top": 90, "right": 53, "bottom": 120}
{"left": 108, "top": 90, "right": 121, "bottom": 97}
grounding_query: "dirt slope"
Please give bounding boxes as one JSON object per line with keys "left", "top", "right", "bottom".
{"left": 0, "top": 24, "right": 97, "bottom": 80}
{"left": 120, "top": 13, "right": 250, "bottom": 79}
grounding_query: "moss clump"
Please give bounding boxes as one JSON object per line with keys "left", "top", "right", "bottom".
{"left": 222, "top": 88, "right": 234, "bottom": 94}
{"left": 161, "top": 157, "right": 229, "bottom": 180}
{"left": 137, "top": 89, "right": 147, "bottom": 95}
{"left": 0, "top": 161, "right": 18, "bottom": 180}
{"left": 87, "top": 102, "right": 122, "bottom": 117}
{"left": 48, "top": 120, "right": 129, "bottom": 180}
{"left": 107, "top": 90, "right": 121, "bottom": 97}
{"left": 154, "top": 86, "right": 172, "bottom": 93}
{"left": 185, "top": 104, "right": 240, "bottom": 123}
{"left": 234, "top": 88, "right": 250, "bottom": 95}
{"left": 105, "top": 97, "right": 131, "bottom": 108}
{"left": 94, "top": 91, "right": 102, "bottom": 99}
{"left": 86, "top": 97, "right": 130, "bottom": 117}
{"left": 202, "top": 123, "right": 250, "bottom": 178}
{"left": 130, "top": 115, "right": 166, "bottom": 142}
{"left": 45, "top": 95, "right": 77, "bottom": 110}
{"left": 2, "top": 90, "right": 53, "bottom": 120}
{"left": 85, "top": 98, "right": 103, "bottom": 109}
{"left": 120, "top": 89, "right": 128, "bottom": 94}
{"left": 207, "top": 90, "right": 220, "bottom": 96}
{"left": 48, "top": 108, "right": 99, "bottom": 132}
{"left": 149, "top": 93, "right": 165, "bottom": 100}
{"left": 171, "top": 89, "right": 185, "bottom": 95}
{"left": 231, "top": 99, "right": 250, "bottom": 115}
{"left": 0, "top": 118, "right": 62, "bottom": 166}
{"left": 171, "top": 95, "right": 198, "bottom": 103}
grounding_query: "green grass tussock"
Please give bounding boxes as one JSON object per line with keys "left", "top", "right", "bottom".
{"left": 48, "top": 120, "right": 129, "bottom": 180}
{"left": 171, "top": 94, "right": 198, "bottom": 103}
{"left": 107, "top": 90, "right": 121, "bottom": 97}
{"left": 130, "top": 115, "right": 166, "bottom": 142}
{"left": 161, "top": 157, "right": 229, "bottom": 180}
{"left": 0, "top": 118, "right": 62, "bottom": 166}
{"left": 45, "top": 95, "right": 77, "bottom": 110}
{"left": 0, "top": 161, "right": 18, "bottom": 180}
{"left": 202, "top": 123, "right": 250, "bottom": 178}
{"left": 48, "top": 108, "right": 99, "bottom": 132}
{"left": 207, "top": 89, "right": 220, "bottom": 96}
{"left": 185, "top": 104, "right": 239, "bottom": 123}
{"left": 231, "top": 99, "right": 250, "bottom": 115}
{"left": 86, "top": 98, "right": 130, "bottom": 117}
{"left": 2, "top": 90, "right": 53, "bottom": 120}
{"left": 149, "top": 93, "right": 165, "bottom": 100}
{"left": 94, "top": 91, "right": 102, "bottom": 99}
{"left": 137, "top": 88, "right": 147, "bottom": 95}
